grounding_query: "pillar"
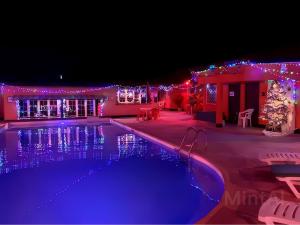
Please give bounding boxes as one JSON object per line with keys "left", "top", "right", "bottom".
{"left": 222, "top": 84, "right": 229, "bottom": 120}
{"left": 37, "top": 100, "right": 40, "bottom": 116}
{"left": 216, "top": 83, "right": 223, "bottom": 127}
{"left": 60, "top": 99, "right": 64, "bottom": 118}
{"left": 84, "top": 100, "right": 88, "bottom": 117}
{"left": 66, "top": 100, "right": 69, "bottom": 118}
{"left": 26, "top": 100, "right": 30, "bottom": 117}
{"left": 47, "top": 100, "right": 50, "bottom": 118}
{"left": 240, "top": 82, "right": 246, "bottom": 112}
{"left": 57, "top": 100, "right": 60, "bottom": 117}
{"left": 75, "top": 100, "right": 79, "bottom": 117}
{"left": 93, "top": 99, "right": 96, "bottom": 116}
{"left": 203, "top": 84, "right": 207, "bottom": 111}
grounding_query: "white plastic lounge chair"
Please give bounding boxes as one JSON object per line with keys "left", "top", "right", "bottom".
{"left": 277, "top": 177, "right": 300, "bottom": 199}
{"left": 258, "top": 197, "right": 300, "bottom": 224}
{"left": 259, "top": 152, "right": 300, "bottom": 165}
{"left": 238, "top": 108, "right": 254, "bottom": 128}
{"left": 272, "top": 165, "right": 300, "bottom": 199}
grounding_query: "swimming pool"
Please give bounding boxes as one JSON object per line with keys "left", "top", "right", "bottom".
{"left": 0, "top": 122, "right": 224, "bottom": 223}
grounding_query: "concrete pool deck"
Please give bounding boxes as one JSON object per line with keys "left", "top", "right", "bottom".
{"left": 114, "top": 111, "right": 300, "bottom": 224}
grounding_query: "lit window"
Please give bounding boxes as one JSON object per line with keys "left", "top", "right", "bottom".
{"left": 39, "top": 100, "right": 48, "bottom": 117}
{"left": 29, "top": 100, "right": 38, "bottom": 117}
{"left": 207, "top": 84, "right": 217, "bottom": 103}
{"left": 17, "top": 100, "right": 28, "bottom": 119}
{"left": 67, "top": 100, "right": 76, "bottom": 117}
{"left": 127, "top": 90, "right": 134, "bottom": 103}
{"left": 141, "top": 90, "right": 147, "bottom": 103}
{"left": 87, "top": 100, "right": 94, "bottom": 116}
{"left": 49, "top": 100, "right": 58, "bottom": 117}
{"left": 118, "top": 89, "right": 126, "bottom": 103}
{"left": 78, "top": 100, "right": 85, "bottom": 117}
{"left": 117, "top": 88, "right": 142, "bottom": 104}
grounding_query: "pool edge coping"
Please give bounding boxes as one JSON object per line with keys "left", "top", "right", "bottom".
{"left": 0, "top": 123, "right": 8, "bottom": 134}
{"left": 6, "top": 118, "right": 111, "bottom": 129}
{"left": 110, "top": 119, "right": 226, "bottom": 224}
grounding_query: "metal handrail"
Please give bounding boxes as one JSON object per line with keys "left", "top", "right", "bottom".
{"left": 178, "top": 127, "right": 207, "bottom": 157}
{"left": 178, "top": 127, "right": 198, "bottom": 151}
{"left": 189, "top": 128, "right": 207, "bottom": 157}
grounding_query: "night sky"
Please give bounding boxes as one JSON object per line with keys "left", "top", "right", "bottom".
{"left": 0, "top": 4, "right": 299, "bottom": 86}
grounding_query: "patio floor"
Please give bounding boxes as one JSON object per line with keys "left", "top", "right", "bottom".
{"left": 114, "top": 111, "right": 300, "bottom": 224}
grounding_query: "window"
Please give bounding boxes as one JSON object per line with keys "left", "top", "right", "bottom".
{"left": 39, "top": 100, "right": 48, "bottom": 117}
{"left": 18, "top": 100, "right": 28, "bottom": 119}
{"left": 126, "top": 90, "right": 134, "bottom": 103}
{"left": 87, "top": 100, "right": 94, "bottom": 116}
{"left": 134, "top": 91, "right": 141, "bottom": 103}
{"left": 49, "top": 100, "right": 58, "bottom": 117}
{"left": 117, "top": 88, "right": 142, "bottom": 104}
{"left": 29, "top": 100, "right": 38, "bottom": 117}
{"left": 206, "top": 84, "right": 217, "bottom": 104}
{"left": 67, "top": 100, "right": 76, "bottom": 117}
{"left": 118, "top": 89, "right": 126, "bottom": 103}
{"left": 78, "top": 100, "right": 85, "bottom": 117}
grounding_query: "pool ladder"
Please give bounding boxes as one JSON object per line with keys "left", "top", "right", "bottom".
{"left": 178, "top": 127, "right": 207, "bottom": 157}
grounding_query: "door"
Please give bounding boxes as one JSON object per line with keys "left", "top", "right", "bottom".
{"left": 87, "top": 100, "right": 94, "bottom": 116}
{"left": 228, "top": 84, "right": 240, "bottom": 123}
{"left": 245, "top": 82, "right": 260, "bottom": 126}
{"left": 29, "top": 100, "right": 38, "bottom": 118}
{"left": 67, "top": 100, "right": 76, "bottom": 117}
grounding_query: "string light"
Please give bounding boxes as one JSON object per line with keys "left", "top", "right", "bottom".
{"left": 191, "top": 61, "right": 300, "bottom": 82}
{"left": 3, "top": 83, "right": 191, "bottom": 96}
{"left": 158, "top": 83, "right": 190, "bottom": 92}
{"left": 3, "top": 84, "right": 119, "bottom": 95}
{"left": 249, "top": 63, "right": 299, "bottom": 82}
{"left": 191, "top": 60, "right": 250, "bottom": 77}
{"left": 158, "top": 85, "right": 174, "bottom": 92}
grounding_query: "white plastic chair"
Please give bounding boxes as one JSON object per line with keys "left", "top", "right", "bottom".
{"left": 238, "top": 108, "right": 254, "bottom": 128}
{"left": 258, "top": 197, "right": 300, "bottom": 224}
{"left": 271, "top": 164, "right": 300, "bottom": 199}
{"left": 277, "top": 176, "right": 300, "bottom": 199}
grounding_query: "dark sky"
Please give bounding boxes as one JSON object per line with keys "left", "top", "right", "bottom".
{"left": 0, "top": 4, "right": 300, "bottom": 86}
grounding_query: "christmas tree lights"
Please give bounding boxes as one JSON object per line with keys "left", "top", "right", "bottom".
{"left": 263, "top": 80, "right": 288, "bottom": 132}
{"left": 262, "top": 80, "right": 295, "bottom": 136}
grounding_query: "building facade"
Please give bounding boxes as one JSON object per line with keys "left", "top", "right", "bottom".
{"left": 0, "top": 85, "right": 159, "bottom": 121}
{"left": 191, "top": 62, "right": 300, "bottom": 130}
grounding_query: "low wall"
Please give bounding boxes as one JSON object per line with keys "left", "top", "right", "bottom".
{"left": 194, "top": 111, "right": 216, "bottom": 123}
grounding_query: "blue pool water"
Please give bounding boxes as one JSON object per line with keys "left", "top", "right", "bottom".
{"left": 0, "top": 122, "right": 224, "bottom": 224}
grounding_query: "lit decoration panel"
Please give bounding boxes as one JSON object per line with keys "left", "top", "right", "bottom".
{"left": 117, "top": 87, "right": 144, "bottom": 104}
{"left": 206, "top": 84, "right": 217, "bottom": 104}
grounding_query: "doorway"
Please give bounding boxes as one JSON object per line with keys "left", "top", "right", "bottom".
{"left": 228, "top": 84, "right": 240, "bottom": 123}
{"left": 245, "top": 82, "right": 260, "bottom": 126}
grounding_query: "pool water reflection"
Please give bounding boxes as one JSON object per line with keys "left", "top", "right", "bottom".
{"left": 0, "top": 123, "right": 224, "bottom": 223}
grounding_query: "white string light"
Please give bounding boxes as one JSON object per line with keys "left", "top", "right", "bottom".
{"left": 3, "top": 85, "right": 119, "bottom": 95}
{"left": 191, "top": 61, "right": 300, "bottom": 82}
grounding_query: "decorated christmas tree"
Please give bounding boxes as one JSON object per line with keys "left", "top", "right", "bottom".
{"left": 263, "top": 80, "right": 288, "bottom": 132}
